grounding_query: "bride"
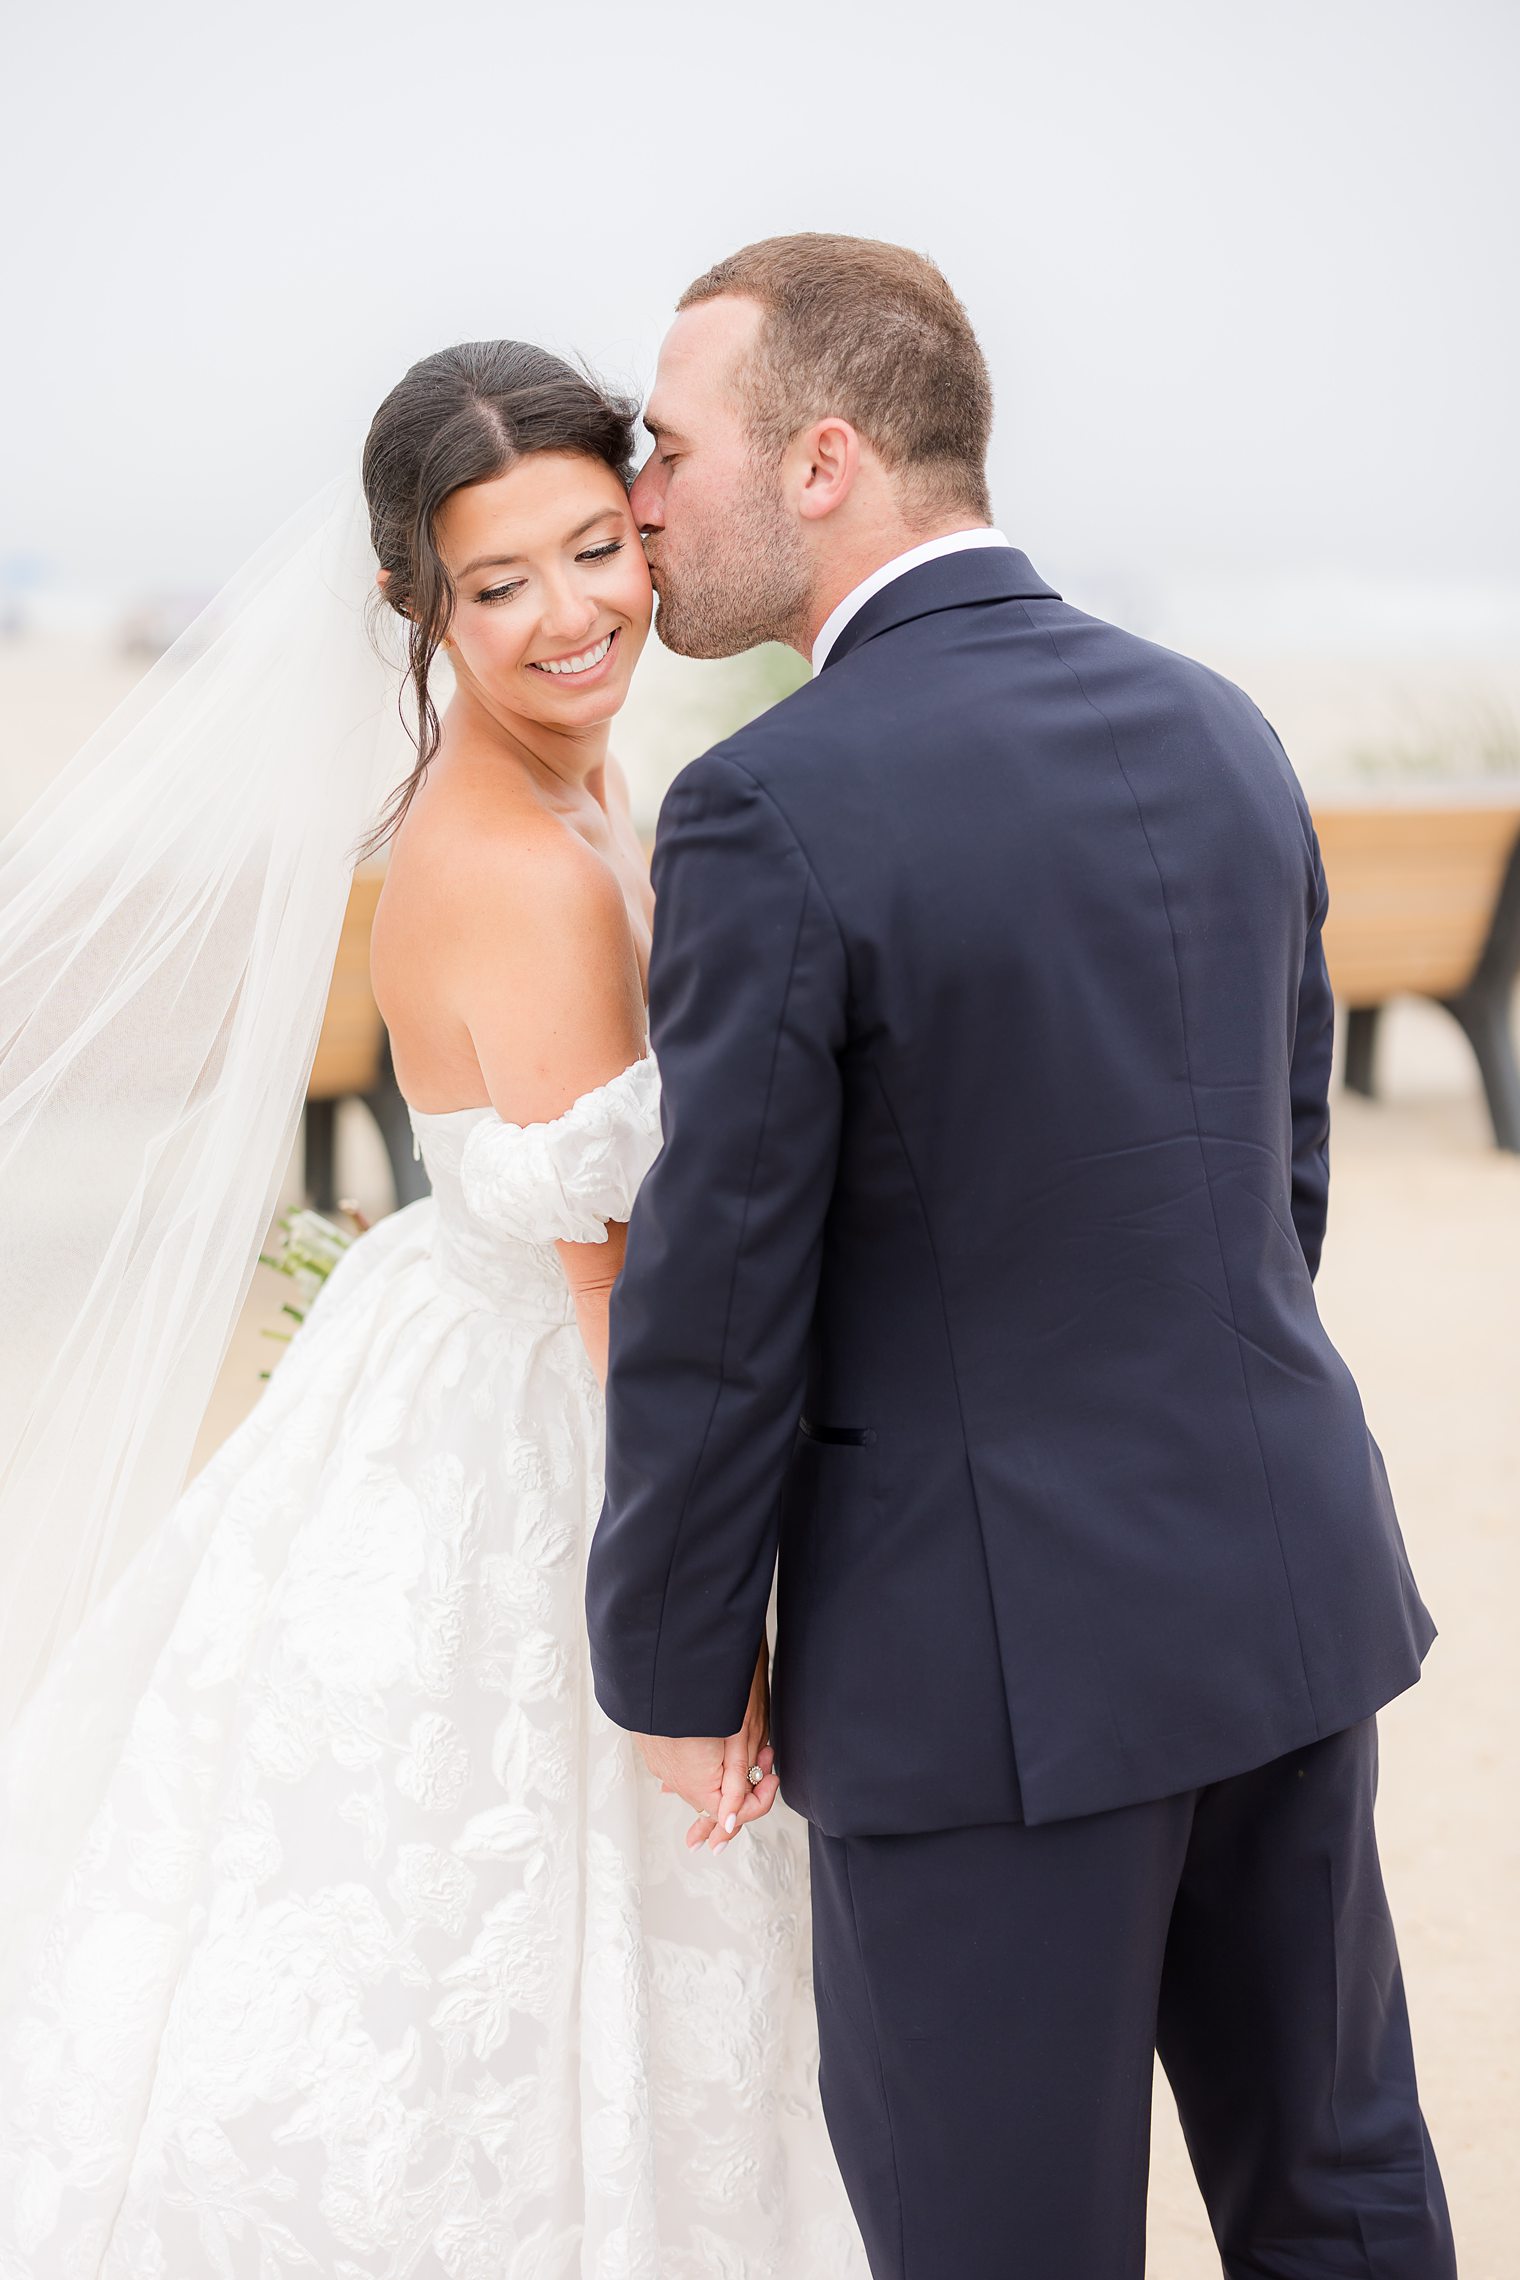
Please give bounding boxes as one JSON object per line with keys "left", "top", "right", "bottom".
{"left": 0, "top": 342, "right": 865, "bottom": 2276}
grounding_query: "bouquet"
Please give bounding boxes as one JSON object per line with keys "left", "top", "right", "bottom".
{"left": 257, "top": 1202, "right": 367, "bottom": 1376}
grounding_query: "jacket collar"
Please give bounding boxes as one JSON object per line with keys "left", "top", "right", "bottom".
{"left": 818, "top": 546, "right": 1060, "bottom": 672}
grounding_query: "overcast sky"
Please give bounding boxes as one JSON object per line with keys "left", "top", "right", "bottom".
{"left": 4, "top": 0, "right": 1515, "bottom": 649}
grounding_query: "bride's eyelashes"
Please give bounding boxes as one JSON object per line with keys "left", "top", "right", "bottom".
{"left": 474, "top": 540, "right": 626, "bottom": 609}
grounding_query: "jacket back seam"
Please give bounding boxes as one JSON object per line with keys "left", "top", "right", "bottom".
{"left": 1020, "top": 601, "right": 1321, "bottom": 1729}
{"left": 865, "top": 1060, "right": 1028, "bottom": 1784}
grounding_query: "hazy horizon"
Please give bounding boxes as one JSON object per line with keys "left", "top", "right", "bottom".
{"left": 3, "top": 0, "right": 1516, "bottom": 663}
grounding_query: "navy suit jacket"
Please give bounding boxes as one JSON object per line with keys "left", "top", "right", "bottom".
{"left": 586, "top": 548, "right": 1434, "bottom": 1834}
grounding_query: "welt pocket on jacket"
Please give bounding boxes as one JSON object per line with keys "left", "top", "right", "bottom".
{"left": 798, "top": 1417, "right": 877, "bottom": 1448}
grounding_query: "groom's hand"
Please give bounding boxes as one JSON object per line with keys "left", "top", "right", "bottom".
{"left": 634, "top": 1641, "right": 782, "bottom": 1855}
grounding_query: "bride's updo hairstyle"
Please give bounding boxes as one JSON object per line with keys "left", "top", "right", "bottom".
{"left": 361, "top": 339, "right": 638, "bottom": 846}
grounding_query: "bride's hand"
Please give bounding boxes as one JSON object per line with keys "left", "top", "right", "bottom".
{"left": 639, "top": 1641, "right": 781, "bottom": 1856}
{"left": 688, "top": 1640, "right": 781, "bottom": 1855}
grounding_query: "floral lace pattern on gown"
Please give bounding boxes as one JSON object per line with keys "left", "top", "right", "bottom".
{"left": 0, "top": 1053, "right": 865, "bottom": 2279}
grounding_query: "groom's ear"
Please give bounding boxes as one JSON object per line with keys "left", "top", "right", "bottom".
{"left": 795, "top": 417, "right": 860, "bottom": 523}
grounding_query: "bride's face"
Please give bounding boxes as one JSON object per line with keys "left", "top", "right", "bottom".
{"left": 434, "top": 451, "right": 651, "bottom": 729}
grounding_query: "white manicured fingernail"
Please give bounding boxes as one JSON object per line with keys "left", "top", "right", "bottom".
{"left": 725, "top": 1813, "right": 737, "bottom": 1833}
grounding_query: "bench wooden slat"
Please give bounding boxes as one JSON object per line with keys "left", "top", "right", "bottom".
{"left": 309, "top": 865, "right": 387, "bottom": 1100}
{"left": 1313, "top": 806, "right": 1519, "bottom": 1003}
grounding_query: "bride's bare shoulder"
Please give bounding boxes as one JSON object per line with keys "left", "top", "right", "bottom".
{"left": 373, "top": 752, "right": 644, "bottom": 1116}
{"left": 373, "top": 757, "right": 627, "bottom": 986}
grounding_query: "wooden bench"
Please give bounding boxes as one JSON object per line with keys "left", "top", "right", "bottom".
{"left": 1312, "top": 800, "right": 1520, "bottom": 1150}
{"left": 306, "top": 864, "right": 429, "bottom": 1209}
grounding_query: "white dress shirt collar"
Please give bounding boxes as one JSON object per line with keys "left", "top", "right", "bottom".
{"left": 810, "top": 527, "right": 1012, "bottom": 675}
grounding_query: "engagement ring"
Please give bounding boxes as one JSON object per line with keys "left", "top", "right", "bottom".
{"left": 747, "top": 1765, "right": 764, "bottom": 1784}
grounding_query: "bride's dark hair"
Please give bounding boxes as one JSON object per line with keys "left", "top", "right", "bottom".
{"left": 361, "top": 340, "right": 639, "bottom": 849}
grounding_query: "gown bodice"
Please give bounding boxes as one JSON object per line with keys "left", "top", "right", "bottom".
{"left": 407, "top": 1051, "right": 662, "bottom": 1321}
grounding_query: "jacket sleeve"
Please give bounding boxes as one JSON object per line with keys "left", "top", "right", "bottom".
{"left": 586, "top": 746, "right": 847, "bottom": 1737}
{"left": 1289, "top": 822, "right": 1334, "bottom": 1279}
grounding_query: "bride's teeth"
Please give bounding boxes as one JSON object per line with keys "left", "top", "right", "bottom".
{"left": 535, "top": 632, "right": 613, "bottom": 677}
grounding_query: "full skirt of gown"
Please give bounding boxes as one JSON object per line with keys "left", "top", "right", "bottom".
{"left": 0, "top": 1056, "right": 866, "bottom": 2279}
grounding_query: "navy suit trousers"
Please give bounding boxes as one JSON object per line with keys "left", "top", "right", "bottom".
{"left": 807, "top": 1720, "right": 1455, "bottom": 2278}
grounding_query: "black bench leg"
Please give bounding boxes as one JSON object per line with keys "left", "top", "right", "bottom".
{"left": 1344, "top": 1005, "right": 1381, "bottom": 1098}
{"left": 1444, "top": 985, "right": 1520, "bottom": 1152}
{"left": 1443, "top": 822, "right": 1520, "bottom": 1151}
{"left": 304, "top": 1098, "right": 338, "bottom": 1207}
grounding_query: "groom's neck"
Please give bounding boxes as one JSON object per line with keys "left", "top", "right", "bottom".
{"left": 796, "top": 509, "right": 993, "bottom": 661}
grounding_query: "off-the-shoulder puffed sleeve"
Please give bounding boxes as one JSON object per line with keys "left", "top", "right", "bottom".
{"left": 458, "top": 1053, "right": 662, "bottom": 1246}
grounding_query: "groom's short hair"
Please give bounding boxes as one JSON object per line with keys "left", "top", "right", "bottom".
{"left": 678, "top": 233, "right": 993, "bottom": 524}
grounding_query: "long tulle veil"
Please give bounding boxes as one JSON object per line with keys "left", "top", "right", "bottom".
{"left": 0, "top": 473, "right": 414, "bottom": 1754}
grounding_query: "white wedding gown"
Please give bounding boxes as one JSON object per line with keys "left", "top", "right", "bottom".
{"left": 0, "top": 1053, "right": 865, "bottom": 2279}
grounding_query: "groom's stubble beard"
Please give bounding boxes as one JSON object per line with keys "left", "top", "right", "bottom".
{"left": 648, "top": 455, "right": 813, "bottom": 660}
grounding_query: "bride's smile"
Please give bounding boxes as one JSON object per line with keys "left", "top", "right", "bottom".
{"left": 527, "top": 626, "right": 618, "bottom": 679}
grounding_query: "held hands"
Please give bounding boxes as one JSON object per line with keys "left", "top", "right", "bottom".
{"left": 633, "top": 1639, "right": 781, "bottom": 1857}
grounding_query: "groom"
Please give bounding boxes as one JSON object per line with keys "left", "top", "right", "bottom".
{"left": 586, "top": 234, "right": 1456, "bottom": 2277}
